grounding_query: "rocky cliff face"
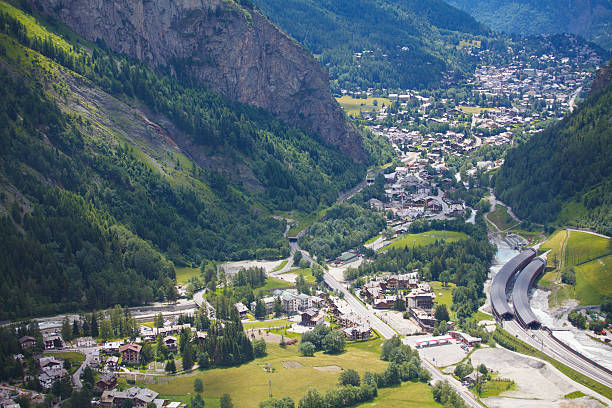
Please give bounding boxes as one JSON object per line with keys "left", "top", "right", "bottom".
{"left": 34, "top": 0, "right": 366, "bottom": 162}
{"left": 589, "top": 55, "right": 612, "bottom": 97}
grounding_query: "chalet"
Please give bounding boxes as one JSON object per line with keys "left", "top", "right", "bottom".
{"left": 235, "top": 302, "right": 249, "bottom": 318}
{"left": 105, "top": 356, "right": 119, "bottom": 371}
{"left": 119, "top": 343, "right": 142, "bottom": 365}
{"left": 300, "top": 309, "right": 325, "bottom": 327}
{"left": 463, "top": 371, "right": 483, "bottom": 385}
{"left": 38, "top": 357, "right": 68, "bottom": 389}
{"left": 386, "top": 274, "right": 413, "bottom": 289}
{"left": 90, "top": 350, "right": 100, "bottom": 366}
{"left": 19, "top": 336, "right": 36, "bottom": 349}
{"left": 343, "top": 326, "right": 372, "bottom": 341}
{"left": 96, "top": 372, "right": 118, "bottom": 391}
{"left": 164, "top": 336, "right": 178, "bottom": 352}
{"left": 43, "top": 333, "right": 63, "bottom": 350}
{"left": 194, "top": 331, "right": 208, "bottom": 344}
{"left": 374, "top": 295, "right": 396, "bottom": 309}
{"left": 368, "top": 198, "right": 384, "bottom": 211}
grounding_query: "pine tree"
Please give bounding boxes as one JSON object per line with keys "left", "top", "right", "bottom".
{"left": 183, "top": 341, "right": 194, "bottom": 370}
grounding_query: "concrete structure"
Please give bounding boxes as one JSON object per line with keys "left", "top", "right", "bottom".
{"left": 416, "top": 335, "right": 452, "bottom": 348}
{"left": 512, "top": 258, "right": 546, "bottom": 329}
{"left": 490, "top": 248, "right": 536, "bottom": 320}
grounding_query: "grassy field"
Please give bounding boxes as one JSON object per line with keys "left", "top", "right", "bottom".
{"left": 472, "top": 379, "right": 515, "bottom": 398}
{"left": 282, "top": 268, "right": 316, "bottom": 284}
{"left": 565, "top": 231, "right": 610, "bottom": 266}
{"left": 43, "top": 351, "right": 85, "bottom": 363}
{"left": 382, "top": 231, "right": 468, "bottom": 252}
{"left": 336, "top": 96, "right": 392, "bottom": 116}
{"left": 429, "top": 281, "right": 454, "bottom": 309}
{"left": 539, "top": 230, "right": 567, "bottom": 264}
{"left": 175, "top": 266, "right": 200, "bottom": 283}
{"left": 260, "top": 277, "right": 294, "bottom": 291}
{"left": 243, "top": 319, "right": 293, "bottom": 330}
{"left": 564, "top": 391, "right": 586, "bottom": 399}
{"left": 356, "top": 382, "right": 441, "bottom": 407}
{"left": 365, "top": 234, "right": 382, "bottom": 245}
{"left": 539, "top": 230, "right": 610, "bottom": 306}
{"left": 146, "top": 342, "right": 392, "bottom": 407}
{"left": 487, "top": 205, "right": 519, "bottom": 231}
{"left": 457, "top": 105, "right": 496, "bottom": 114}
{"left": 283, "top": 208, "right": 330, "bottom": 237}
{"left": 271, "top": 260, "right": 288, "bottom": 273}
{"left": 574, "top": 255, "right": 612, "bottom": 305}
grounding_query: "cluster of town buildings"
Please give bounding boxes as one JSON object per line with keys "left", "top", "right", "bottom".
{"left": 368, "top": 164, "right": 466, "bottom": 222}
{"left": 359, "top": 272, "right": 439, "bottom": 332}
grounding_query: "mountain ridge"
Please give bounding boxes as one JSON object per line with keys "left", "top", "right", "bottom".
{"left": 494, "top": 59, "right": 612, "bottom": 235}
{"left": 31, "top": 0, "right": 367, "bottom": 162}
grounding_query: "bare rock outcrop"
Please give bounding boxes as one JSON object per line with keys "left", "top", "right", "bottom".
{"left": 34, "top": 0, "right": 366, "bottom": 162}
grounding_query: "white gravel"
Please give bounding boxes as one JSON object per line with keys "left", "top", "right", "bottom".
{"left": 470, "top": 347, "right": 608, "bottom": 407}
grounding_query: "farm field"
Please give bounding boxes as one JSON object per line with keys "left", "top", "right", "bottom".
{"left": 336, "top": 96, "right": 392, "bottom": 116}
{"left": 574, "top": 254, "right": 612, "bottom": 305}
{"left": 565, "top": 231, "right": 610, "bottom": 265}
{"left": 146, "top": 342, "right": 416, "bottom": 408}
{"left": 538, "top": 229, "right": 611, "bottom": 306}
{"left": 382, "top": 230, "right": 468, "bottom": 251}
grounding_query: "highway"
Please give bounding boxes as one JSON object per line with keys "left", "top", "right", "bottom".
{"left": 504, "top": 320, "right": 612, "bottom": 391}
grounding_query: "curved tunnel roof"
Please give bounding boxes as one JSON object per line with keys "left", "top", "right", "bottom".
{"left": 513, "top": 258, "right": 546, "bottom": 329}
{"left": 491, "top": 248, "right": 536, "bottom": 319}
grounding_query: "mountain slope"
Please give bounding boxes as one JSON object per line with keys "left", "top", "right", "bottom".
{"left": 494, "top": 58, "right": 612, "bottom": 235}
{"left": 32, "top": 0, "right": 366, "bottom": 161}
{"left": 0, "top": 2, "right": 366, "bottom": 319}
{"left": 448, "top": 0, "right": 612, "bottom": 50}
{"left": 253, "top": 0, "right": 490, "bottom": 90}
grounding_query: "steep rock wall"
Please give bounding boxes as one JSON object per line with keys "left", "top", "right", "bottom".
{"left": 35, "top": 0, "right": 366, "bottom": 162}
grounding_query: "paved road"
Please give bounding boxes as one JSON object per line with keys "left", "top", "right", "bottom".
{"left": 322, "top": 270, "right": 482, "bottom": 407}
{"left": 504, "top": 320, "right": 612, "bottom": 392}
{"left": 72, "top": 347, "right": 97, "bottom": 388}
{"left": 193, "top": 290, "right": 216, "bottom": 319}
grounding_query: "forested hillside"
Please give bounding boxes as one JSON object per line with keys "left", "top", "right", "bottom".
{"left": 254, "top": 0, "right": 490, "bottom": 90}
{"left": 448, "top": 0, "right": 612, "bottom": 50}
{"left": 494, "top": 57, "right": 612, "bottom": 235}
{"left": 0, "top": 2, "right": 370, "bottom": 319}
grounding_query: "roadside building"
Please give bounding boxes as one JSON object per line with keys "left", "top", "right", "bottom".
{"left": 343, "top": 326, "right": 372, "bottom": 341}
{"left": 449, "top": 331, "right": 482, "bottom": 346}
{"left": 300, "top": 309, "right": 325, "bottom": 327}
{"left": 119, "top": 343, "right": 142, "bottom": 365}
